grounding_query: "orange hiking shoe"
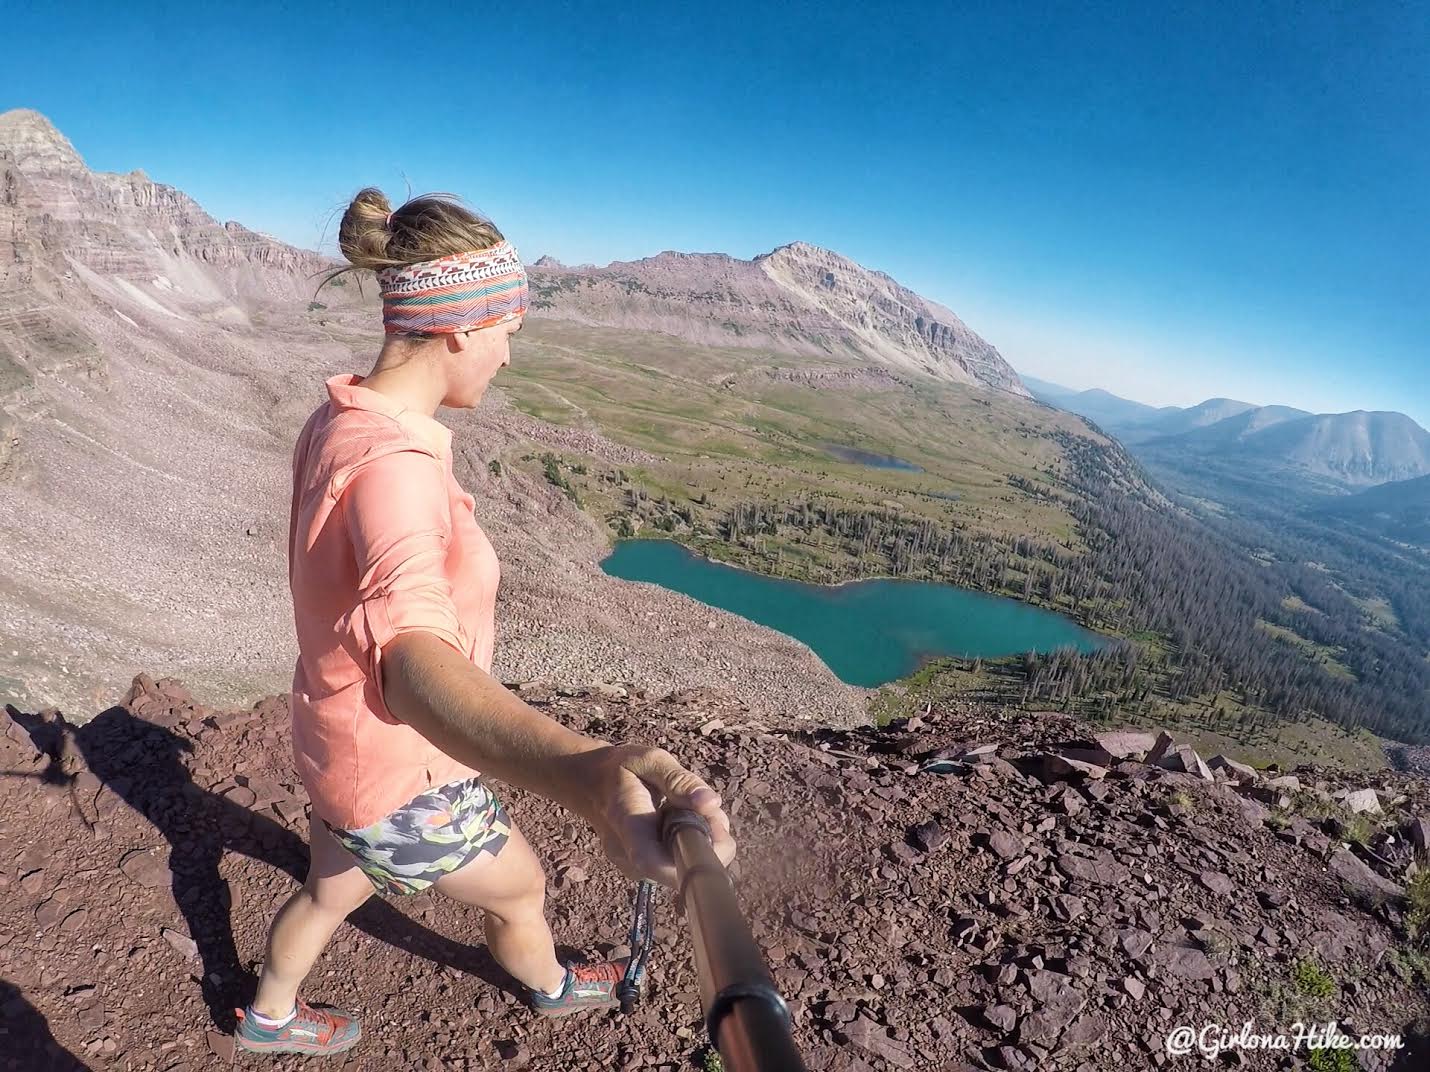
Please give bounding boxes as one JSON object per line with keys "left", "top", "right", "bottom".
{"left": 234, "top": 999, "right": 361, "bottom": 1055}
{"left": 529, "top": 959, "right": 631, "bottom": 1017}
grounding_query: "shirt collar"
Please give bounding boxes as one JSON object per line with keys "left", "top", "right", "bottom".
{"left": 325, "top": 374, "right": 452, "bottom": 457}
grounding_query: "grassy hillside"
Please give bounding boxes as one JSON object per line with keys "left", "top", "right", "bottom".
{"left": 504, "top": 318, "right": 1100, "bottom": 552}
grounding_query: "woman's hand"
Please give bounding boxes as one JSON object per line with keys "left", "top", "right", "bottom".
{"left": 567, "top": 744, "right": 736, "bottom": 887}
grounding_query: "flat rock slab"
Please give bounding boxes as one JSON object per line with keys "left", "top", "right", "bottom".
{"left": 1054, "top": 850, "right": 1129, "bottom": 886}
{"left": 1339, "top": 788, "right": 1381, "bottom": 815}
{"left": 846, "top": 1015, "right": 915, "bottom": 1070}
{"left": 118, "top": 847, "right": 171, "bottom": 889}
{"left": 1198, "top": 870, "right": 1236, "bottom": 896}
{"left": 1152, "top": 942, "right": 1215, "bottom": 981}
{"left": 1033, "top": 753, "right": 1107, "bottom": 782}
{"left": 161, "top": 927, "right": 199, "bottom": 962}
{"left": 1096, "top": 730, "right": 1158, "bottom": 760}
{"left": 987, "top": 829, "right": 1025, "bottom": 860}
{"left": 1328, "top": 848, "right": 1405, "bottom": 904}
{"left": 1018, "top": 971, "right": 1087, "bottom": 1046}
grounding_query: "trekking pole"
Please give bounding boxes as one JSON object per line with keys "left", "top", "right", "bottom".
{"left": 616, "top": 879, "right": 656, "bottom": 1013}
{"left": 660, "top": 807, "right": 808, "bottom": 1072}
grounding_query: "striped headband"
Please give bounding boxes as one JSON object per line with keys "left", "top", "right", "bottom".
{"left": 376, "top": 241, "right": 529, "bottom": 335}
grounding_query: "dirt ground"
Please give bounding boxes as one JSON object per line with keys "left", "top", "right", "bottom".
{"left": 3, "top": 675, "right": 1429, "bottom": 1071}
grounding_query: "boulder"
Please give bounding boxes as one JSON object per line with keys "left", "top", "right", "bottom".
{"left": 1338, "top": 788, "right": 1381, "bottom": 815}
{"left": 1114, "top": 927, "right": 1154, "bottom": 959}
{"left": 1054, "top": 739, "right": 1116, "bottom": 768}
{"left": 1404, "top": 817, "right": 1430, "bottom": 852}
{"left": 1094, "top": 730, "right": 1159, "bottom": 761}
{"left": 1207, "top": 754, "right": 1257, "bottom": 782}
{"left": 987, "top": 830, "right": 1025, "bottom": 860}
{"left": 909, "top": 820, "right": 948, "bottom": 854}
{"left": 1058, "top": 1012, "right": 1108, "bottom": 1051}
{"left": 1242, "top": 785, "right": 1291, "bottom": 809}
{"left": 1157, "top": 745, "right": 1213, "bottom": 781}
{"left": 1198, "top": 870, "right": 1236, "bottom": 896}
{"left": 1144, "top": 731, "right": 1177, "bottom": 766}
{"left": 983, "top": 1004, "right": 1018, "bottom": 1032}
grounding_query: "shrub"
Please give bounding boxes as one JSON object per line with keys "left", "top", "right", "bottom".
{"left": 1406, "top": 866, "right": 1430, "bottom": 945}
{"left": 1338, "top": 813, "right": 1375, "bottom": 848}
{"left": 1308, "top": 1047, "right": 1357, "bottom": 1072}
{"left": 1292, "top": 958, "right": 1336, "bottom": 999}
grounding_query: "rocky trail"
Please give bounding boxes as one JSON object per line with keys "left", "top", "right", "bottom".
{"left": 3, "top": 676, "right": 1429, "bottom": 1071}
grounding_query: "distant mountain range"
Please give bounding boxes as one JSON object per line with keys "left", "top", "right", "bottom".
{"left": 529, "top": 243, "right": 1030, "bottom": 395}
{"left": 1025, "top": 378, "right": 1430, "bottom": 489}
{"left": 1314, "top": 473, "right": 1430, "bottom": 546}
{"left": 1020, "top": 376, "right": 1177, "bottom": 427}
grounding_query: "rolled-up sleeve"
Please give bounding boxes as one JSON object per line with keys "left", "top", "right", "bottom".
{"left": 339, "top": 449, "right": 468, "bottom": 718}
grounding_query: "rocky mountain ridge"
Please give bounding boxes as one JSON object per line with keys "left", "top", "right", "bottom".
{"left": 2, "top": 676, "right": 1428, "bottom": 1069}
{"left": 528, "top": 240, "right": 1029, "bottom": 396}
{"left": 0, "top": 108, "right": 332, "bottom": 299}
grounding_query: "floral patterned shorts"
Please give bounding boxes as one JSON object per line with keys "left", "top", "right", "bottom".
{"left": 326, "top": 777, "right": 512, "bottom": 896}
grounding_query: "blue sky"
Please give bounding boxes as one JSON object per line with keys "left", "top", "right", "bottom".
{"left": 4, "top": 2, "right": 1426, "bottom": 425}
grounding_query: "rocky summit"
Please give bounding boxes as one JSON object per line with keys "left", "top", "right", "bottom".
{"left": 0, "top": 108, "right": 332, "bottom": 297}
{"left": 3, "top": 676, "right": 1428, "bottom": 1069}
{"left": 528, "top": 241, "right": 1028, "bottom": 395}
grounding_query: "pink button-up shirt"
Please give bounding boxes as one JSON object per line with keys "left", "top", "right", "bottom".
{"left": 287, "top": 374, "right": 500, "bottom": 829}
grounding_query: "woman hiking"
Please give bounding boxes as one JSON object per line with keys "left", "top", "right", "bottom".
{"left": 234, "top": 189, "right": 735, "bottom": 1056}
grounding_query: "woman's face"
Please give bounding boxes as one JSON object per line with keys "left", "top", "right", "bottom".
{"left": 443, "top": 315, "right": 524, "bottom": 407}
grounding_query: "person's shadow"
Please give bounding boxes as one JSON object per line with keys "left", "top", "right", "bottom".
{"left": 6, "top": 701, "right": 571, "bottom": 1035}
{"left": 0, "top": 979, "right": 89, "bottom": 1071}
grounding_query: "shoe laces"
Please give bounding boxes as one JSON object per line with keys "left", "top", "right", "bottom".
{"left": 569, "top": 959, "right": 628, "bottom": 986}
{"left": 294, "top": 999, "right": 342, "bottom": 1041}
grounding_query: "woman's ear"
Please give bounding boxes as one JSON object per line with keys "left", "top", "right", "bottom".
{"left": 446, "top": 331, "right": 471, "bottom": 354}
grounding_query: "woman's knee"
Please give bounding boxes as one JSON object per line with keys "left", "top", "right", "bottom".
{"left": 302, "top": 866, "right": 375, "bottom": 916}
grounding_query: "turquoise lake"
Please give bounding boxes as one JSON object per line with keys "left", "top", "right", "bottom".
{"left": 600, "top": 538, "right": 1105, "bottom": 687}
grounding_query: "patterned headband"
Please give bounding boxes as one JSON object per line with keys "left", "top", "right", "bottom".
{"left": 376, "top": 241, "right": 529, "bottom": 335}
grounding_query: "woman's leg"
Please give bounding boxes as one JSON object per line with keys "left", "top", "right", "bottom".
{"left": 249, "top": 817, "right": 376, "bottom": 1018}
{"left": 432, "top": 822, "right": 567, "bottom": 995}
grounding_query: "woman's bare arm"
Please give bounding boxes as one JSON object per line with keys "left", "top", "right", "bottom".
{"left": 381, "top": 630, "right": 735, "bottom": 885}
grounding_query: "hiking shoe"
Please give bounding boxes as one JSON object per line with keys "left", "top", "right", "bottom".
{"left": 529, "top": 959, "right": 631, "bottom": 1017}
{"left": 234, "top": 999, "right": 361, "bottom": 1055}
